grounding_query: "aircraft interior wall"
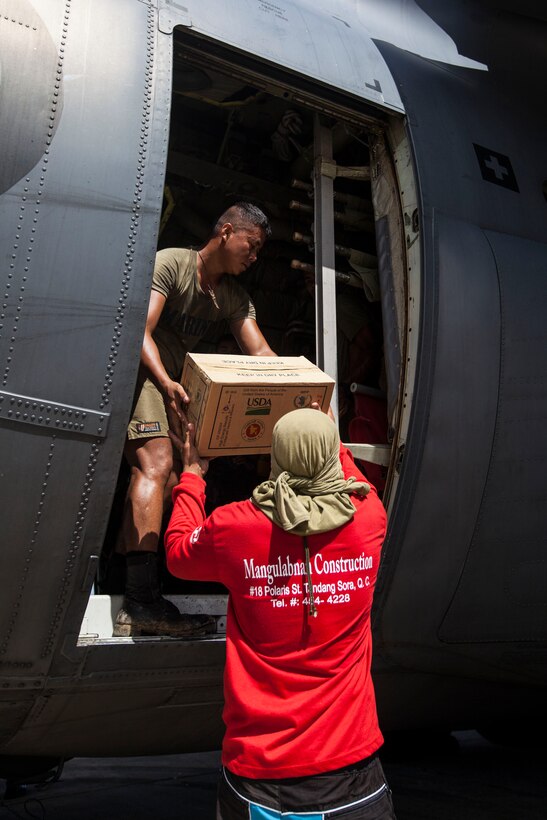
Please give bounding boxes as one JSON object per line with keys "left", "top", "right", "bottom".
{"left": 82, "top": 34, "right": 403, "bottom": 640}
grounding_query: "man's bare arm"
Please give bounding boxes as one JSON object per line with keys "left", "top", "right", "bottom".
{"left": 230, "top": 316, "right": 276, "bottom": 356}
{"left": 141, "top": 290, "right": 189, "bottom": 429}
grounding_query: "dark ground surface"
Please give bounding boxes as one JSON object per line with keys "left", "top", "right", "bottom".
{"left": 1, "top": 731, "right": 546, "bottom": 819}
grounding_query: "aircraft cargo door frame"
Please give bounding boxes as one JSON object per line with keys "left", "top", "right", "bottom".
{"left": 164, "top": 26, "right": 420, "bottom": 508}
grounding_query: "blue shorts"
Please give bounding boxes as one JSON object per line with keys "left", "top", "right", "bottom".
{"left": 217, "top": 755, "right": 396, "bottom": 819}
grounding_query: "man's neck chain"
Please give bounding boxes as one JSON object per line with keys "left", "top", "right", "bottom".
{"left": 198, "top": 251, "right": 220, "bottom": 311}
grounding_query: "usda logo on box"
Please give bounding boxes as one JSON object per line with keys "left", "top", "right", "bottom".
{"left": 245, "top": 397, "right": 272, "bottom": 416}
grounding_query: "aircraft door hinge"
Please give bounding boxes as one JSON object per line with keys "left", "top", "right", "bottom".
{"left": 0, "top": 390, "right": 110, "bottom": 438}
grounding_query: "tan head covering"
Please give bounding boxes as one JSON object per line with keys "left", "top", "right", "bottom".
{"left": 252, "top": 408, "right": 370, "bottom": 536}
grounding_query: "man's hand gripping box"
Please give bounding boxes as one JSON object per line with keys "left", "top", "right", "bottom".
{"left": 181, "top": 354, "right": 335, "bottom": 456}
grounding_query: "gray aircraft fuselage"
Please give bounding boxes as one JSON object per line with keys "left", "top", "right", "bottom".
{"left": 0, "top": 0, "right": 545, "bottom": 767}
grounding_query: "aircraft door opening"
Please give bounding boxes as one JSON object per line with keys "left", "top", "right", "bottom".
{"left": 81, "top": 29, "right": 416, "bottom": 643}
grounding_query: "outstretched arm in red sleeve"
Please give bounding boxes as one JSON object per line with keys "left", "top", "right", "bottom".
{"left": 164, "top": 426, "right": 221, "bottom": 583}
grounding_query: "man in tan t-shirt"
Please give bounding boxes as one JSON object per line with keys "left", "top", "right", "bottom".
{"left": 114, "top": 202, "right": 275, "bottom": 638}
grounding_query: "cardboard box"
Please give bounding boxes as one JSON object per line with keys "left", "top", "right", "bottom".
{"left": 181, "top": 354, "right": 335, "bottom": 456}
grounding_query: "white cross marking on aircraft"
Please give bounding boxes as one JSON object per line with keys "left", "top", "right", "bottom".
{"left": 484, "top": 155, "right": 509, "bottom": 180}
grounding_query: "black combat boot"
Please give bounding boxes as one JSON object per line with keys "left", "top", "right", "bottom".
{"left": 113, "top": 552, "right": 216, "bottom": 638}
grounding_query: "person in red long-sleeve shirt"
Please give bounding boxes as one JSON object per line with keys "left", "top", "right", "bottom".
{"left": 165, "top": 407, "right": 396, "bottom": 820}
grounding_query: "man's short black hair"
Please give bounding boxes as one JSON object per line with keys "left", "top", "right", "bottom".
{"left": 214, "top": 202, "right": 272, "bottom": 239}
